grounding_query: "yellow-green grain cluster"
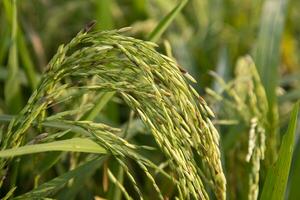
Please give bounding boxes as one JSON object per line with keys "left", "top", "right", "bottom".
{"left": 1, "top": 27, "right": 225, "bottom": 199}
{"left": 207, "top": 56, "right": 268, "bottom": 200}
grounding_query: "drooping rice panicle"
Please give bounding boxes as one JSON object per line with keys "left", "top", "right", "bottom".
{"left": 1, "top": 27, "right": 225, "bottom": 199}
{"left": 207, "top": 56, "right": 268, "bottom": 200}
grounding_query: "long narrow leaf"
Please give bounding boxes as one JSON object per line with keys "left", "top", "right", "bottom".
{"left": 3, "top": 0, "right": 38, "bottom": 90}
{"left": 3, "top": 0, "right": 23, "bottom": 113}
{"left": 0, "top": 138, "right": 107, "bottom": 157}
{"left": 253, "top": 0, "right": 289, "bottom": 165}
{"left": 288, "top": 139, "right": 300, "bottom": 199}
{"left": 260, "top": 102, "right": 299, "bottom": 200}
{"left": 254, "top": 0, "right": 288, "bottom": 106}
{"left": 148, "top": 0, "right": 188, "bottom": 42}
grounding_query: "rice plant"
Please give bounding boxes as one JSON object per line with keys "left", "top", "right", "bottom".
{"left": 0, "top": 0, "right": 299, "bottom": 200}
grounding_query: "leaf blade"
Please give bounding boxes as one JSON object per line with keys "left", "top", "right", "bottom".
{"left": 148, "top": 0, "right": 188, "bottom": 42}
{"left": 0, "top": 138, "right": 107, "bottom": 157}
{"left": 3, "top": 0, "right": 23, "bottom": 113}
{"left": 253, "top": 0, "right": 289, "bottom": 166}
{"left": 260, "top": 102, "right": 299, "bottom": 200}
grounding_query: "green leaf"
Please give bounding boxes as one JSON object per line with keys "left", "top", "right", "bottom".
{"left": 3, "top": 0, "right": 23, "bottom": 113}
{"left": 260, "top": 102, "right": 299, "bottom": 200}
{"left": 288, "top": 139, "right": 300, "bottom": 200}
{"left": 13, "top": 157, "right": 105, "bottom": 199}
{"left": 253, "top": 0, "right": 289, "bottom": 165}
{"left": 0, "top": 138, "right": 107, "bottom": 157}
{"left": 3, "top": 0, "right": 38, "bottom": 90}
{"left": 148, "top": 0, "right": 188, "bottom": 42}
{"left": 254, "top": 0, "right": 288, "bottom": 106}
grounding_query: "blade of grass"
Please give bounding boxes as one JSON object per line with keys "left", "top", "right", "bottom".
{"left": 4, "top": 0, "right": 23, "bottom": 113}
{"left": 148, "top": 0, "right": 188, "bottom": 42}
{"left": 254, "top": 0, "right": 288, "bottom": 104}
{"left": 3, "top": 0, "right": 38, "bottom": 90}
{"left": 12, "top": 157, "right": 105, "bottom": 199}
{"left": 287, "top": 137, "right": 300, "bottom": 199}
{"left": 253, "top": 0, "right": 289, "bottom": 165}
{"left": 0, "top": 138, "right": 107, "bottom": 157}
{"left": 153, "top": 0, "right": 189, "bottom": 29}
{"left": 260, "top": 102, "right": 299, "bottom": 200}
{"left": 0, "top": 114, "right": 107, "bottom": 137}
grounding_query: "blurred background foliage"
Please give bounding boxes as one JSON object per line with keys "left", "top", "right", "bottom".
{"left": 0, "top": 0, "right": 300, "bottom": 199}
